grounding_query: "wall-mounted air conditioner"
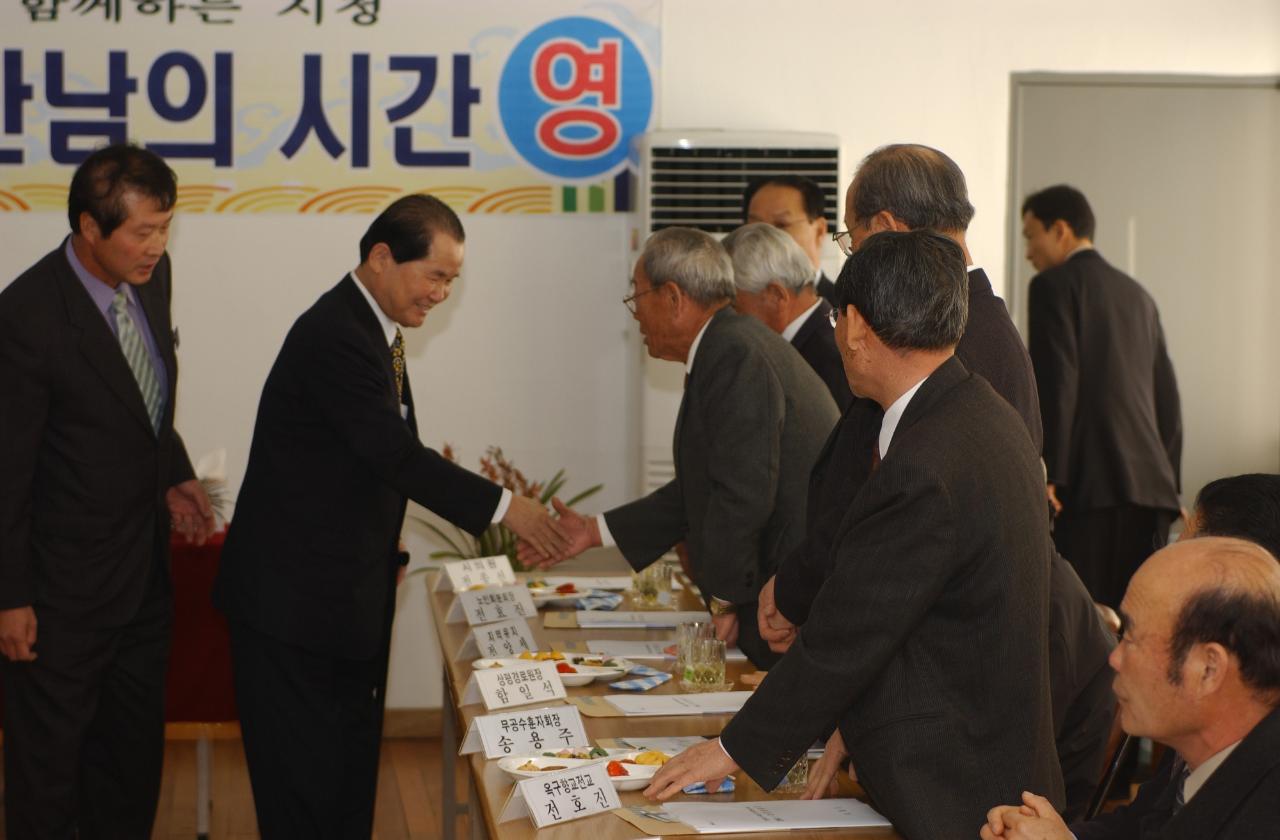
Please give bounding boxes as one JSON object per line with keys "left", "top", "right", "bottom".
{"left": 627, "top": 130, "right": 841, "bottom": 495}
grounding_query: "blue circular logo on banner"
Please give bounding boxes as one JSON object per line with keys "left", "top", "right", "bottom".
{"left": 499, "top": 16, "right": 653, "bottom": 180}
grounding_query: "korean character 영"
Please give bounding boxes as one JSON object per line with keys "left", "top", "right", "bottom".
{"left": 45, "top": 50, "right": 136, "bottom": 163}
{"left": 143, "top": 51, "right": 233, "bottom": 166}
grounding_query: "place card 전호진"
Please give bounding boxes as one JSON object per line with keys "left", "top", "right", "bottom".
{"left": 500, "top": 761, "right": 621, "bottom": 827}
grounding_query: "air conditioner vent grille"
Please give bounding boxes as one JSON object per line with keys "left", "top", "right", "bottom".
{"left": 645, "top": 145, "right": 840, "bottom": 233}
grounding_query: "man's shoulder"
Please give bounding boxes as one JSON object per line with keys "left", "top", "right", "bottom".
{"left": 0, "top": 246, "right": 70, "bottom": 327}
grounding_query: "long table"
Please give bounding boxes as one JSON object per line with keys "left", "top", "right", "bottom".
{"left": 429, "top": 568, "right": 901, "bottom": 840}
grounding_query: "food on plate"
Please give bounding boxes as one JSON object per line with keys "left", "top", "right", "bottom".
{"left": 486, "top": 662, "right": 504, "bottom": 669}
{"left": 606, "top": 760, "right": 629, "bottom": 777}
{"left": 517, "top": 650, "right": 566, "bottom": 661}
{"left": 554, "top": 582, "right": 579, "bottom": 594}
{"left": 516, "top": 760, "right": 567, "bottom": 772}
{"left": 555, "top": 662, "right": 578, "bottom": 674}
{"left": 541, "top": 747, "right": 608, "bottom": 760}
{"left": 633, "top": 751, "right": 670, "bottom": 766}
{"left": 526, "top": 579, "right": 548, "bottom": 589}
{"left": 575, "top": 656, "right": 621, "bottom": 669}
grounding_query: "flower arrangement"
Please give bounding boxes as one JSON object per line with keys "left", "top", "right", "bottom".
{"left": 416, "top": 445, "right": 602, "bottom": 570}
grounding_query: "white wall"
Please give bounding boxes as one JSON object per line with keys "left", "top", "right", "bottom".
{"left": 3, "top": 1, "right": 1278, "bottom": 709}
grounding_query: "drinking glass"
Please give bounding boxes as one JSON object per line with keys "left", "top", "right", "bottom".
{"left": 681, "top": 638, "right": 725, "bottom": 692}
{"left": 632, "top": 562, "right": 672, "bottom": 608}
{"left": 674, "top": 621, "right": 714, "bottom": 679}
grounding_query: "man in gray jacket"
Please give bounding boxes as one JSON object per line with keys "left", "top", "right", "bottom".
{"left": 529, "top": 227, "right": 839, "bottom": 666}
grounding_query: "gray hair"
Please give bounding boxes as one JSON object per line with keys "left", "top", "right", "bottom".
{"left": 641, "top": 227, "right": 735, "bottom": 305}
{"left": 851, "top": 144, "right": 975, "bottom": 233}
{"left": 722, "top": 223, "right": 815, "bottom": 294}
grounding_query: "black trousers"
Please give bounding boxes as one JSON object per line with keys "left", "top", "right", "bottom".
{"left": 2, "top": 583, "right": 171, "bottom": 840}
{"left": 1053, "top": 504, "right": 1176, "bottom": 608}
{"left": 228, "top": 619, "right": 388, "bottom": 839}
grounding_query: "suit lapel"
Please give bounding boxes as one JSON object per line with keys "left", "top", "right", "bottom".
{"left": 54, "top": 251, "right": 156, "bottom": 434}
{"left": 790, "top": 300, "right": 831, "bottom": 354}
{"left": 1163, "top": 708, "right": 1280, "bottom": 840}
{"left": 339, "top": 275, "right": 403, "bottom": 410}
{"left": 887, "top": 355, "right": 969, "bottom": 447}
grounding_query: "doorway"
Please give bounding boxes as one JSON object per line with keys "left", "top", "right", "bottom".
{"left": 1007, "top": 73, "right": 1280, "bottom": 506}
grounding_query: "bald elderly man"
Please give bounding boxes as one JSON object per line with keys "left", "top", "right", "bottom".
{"left": 981, "top": 537, "right": 1280, "bottom": 840}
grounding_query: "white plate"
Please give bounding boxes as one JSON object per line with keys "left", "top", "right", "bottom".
{"left": 497, "top": 755, "right": 599, "bottom": 780}
{"left": 497, "top": 752, "right": 667, "bottom": 791}
{"left": 602, "top": 752, "right": 665, "bottom": 791}
{"left": 471, "top": 657, "right": 609, "bottom": 687}
{"left": 563, "top": 654, "right": 636, "bottom": 679}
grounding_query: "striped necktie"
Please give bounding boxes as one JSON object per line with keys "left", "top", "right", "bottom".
{"left": 111, "top": 287, "right": 162, "bottom": 432}
{"left": 391, "top": 328, "right": 405, "bottom": 401}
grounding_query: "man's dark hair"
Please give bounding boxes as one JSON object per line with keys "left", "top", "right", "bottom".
{"left": 833, "top": 229, "right": 968, "bottom": 351}
{"left": 1195, "top": 473, "right": 1280, "bottom": 560}
{"left": 359, "top": 194, "right": 465, "bottom": 264}
{"left": 68, "top": 143, "right": 177, "bottom": 237}
{"left": 850, "top": 144, "right": 975, "bottom": 233}
{"left": 742, "top": 175, "right": 826, "bottom": 223}
{"left": 1169, "top": 586, "right": 1280, "bottom": 698}
{"left": 1021, "top": 184, "right": 1096, "bottom": 240}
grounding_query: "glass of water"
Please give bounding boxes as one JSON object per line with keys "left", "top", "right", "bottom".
{"left": 681, "top": 638, "right": 725, "bottom": 692}
{"left": 632, "top": 562, "right": 671, "bottom": 608}
{"left": 674, "top": 621, "right": 714, "bottom": 679}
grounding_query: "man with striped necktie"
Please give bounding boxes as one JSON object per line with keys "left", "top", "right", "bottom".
{"left": 0, "top": 143, "right": 214, "bottom": 838}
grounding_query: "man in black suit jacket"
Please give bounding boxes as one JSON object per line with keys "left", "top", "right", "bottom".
{"left": 723, "top": 222, "right": 852, "bottom": 409}
{"left": 743, "top": 175, "right": 838, "bottom": 305}
{"left": 983, "top": 537, "right": 1280, "bottom": 840}
{"left": 0, "top": 144, "right": 214, "bottom": 837}
{"left": 528, "top": 228, "right": 839, "bottom": 667}
{"left": 213, "top": 195, "right": 566, "bottom": 837}
{"left": 1023, "top": 185, "right": 1181, "bottom": 608}
{"left": 647, "top": 230, "right": 1064, "bottom": 840}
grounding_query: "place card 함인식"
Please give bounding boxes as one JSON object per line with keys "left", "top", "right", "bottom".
{"left": 461, "top": 660, "right": 566, "bottom": 711}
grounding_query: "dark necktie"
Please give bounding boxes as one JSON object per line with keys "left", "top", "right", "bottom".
{"left": 1171, "top": 762, "right": 1190, "bottom": 815}
{"left": 870, "top": 442, "right": 882, "bottom": 472}
{"left": 112, "top": 287, "right": 162, "bottom": 432}
{"left": 391, "top": 328, "right": 405, "bottom": 401}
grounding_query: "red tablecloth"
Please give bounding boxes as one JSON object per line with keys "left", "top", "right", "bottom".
{"left": 0, "top": 532, "right": 238, "bottom": 724}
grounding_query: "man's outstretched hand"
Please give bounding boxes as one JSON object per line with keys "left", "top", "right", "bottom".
{"left": 502, "top": 495, "right": 570, "bottom": 563}
{"left": 515, "top": 497, "right": 599, "bottom": 570}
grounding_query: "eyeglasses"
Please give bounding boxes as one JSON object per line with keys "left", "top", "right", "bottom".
{"left": 623, "top": 287, "right": 656, "bottom": 314}
{"left": 832, "top": 229, "right": 855, "bottom": 257}
{"left": 827, "top": 307, "right": 839, "bottom": 328}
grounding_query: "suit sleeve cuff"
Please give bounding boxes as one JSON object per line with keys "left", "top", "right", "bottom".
{"left": 716, "top": 736, "right": 736, "bottom": 764}
{"left": 490, "top": 488, "right": 513, "bottom": 525}
{"left": 596, "top": 514, "right": 617, "bottom": 548}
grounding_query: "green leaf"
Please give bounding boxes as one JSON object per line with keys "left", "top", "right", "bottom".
{"left": 564, "top": 483, "right": 604, "bottom": 507}
{"left": 416, "top": 519, "right": 470, "bottom": 557}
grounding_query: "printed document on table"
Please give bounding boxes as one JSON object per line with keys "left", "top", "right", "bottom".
{"left": 605, "top": 692, "right": 751, "bottom": 717}
{"left": 577, "top": 610, "right": 711, "bottom": 629}
{"left": 664, "top": 800, "right": 891, "bottom": 833}
{"left": 587, "top": 640, "right": 748, "bottom": 662}
{"left": 541, "top": 575, "right": 633, "bottom": 591}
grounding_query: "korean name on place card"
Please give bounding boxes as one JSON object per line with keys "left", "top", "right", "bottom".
{"left": 455, "top": 616, "right": 537, "bottom": 660}
{"left": 437, "top": 555, "right": 516, "bottom": 592}
{"left": 502, "top": 762, "right": 622, "bottom": 827}
{"left": 476, "top": 661, "right": 566, "bottom": 712}
{"left": 447, "top": 584, "right": 538, "bottom": 626}
{"left": 461, "top": 705, "right": 590, "bottom": 758}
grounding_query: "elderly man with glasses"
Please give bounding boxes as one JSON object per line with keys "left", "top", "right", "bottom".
{"left": 525, "top": 227, "right": 838, "bottom": 667}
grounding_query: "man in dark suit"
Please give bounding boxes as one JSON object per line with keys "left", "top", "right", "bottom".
{"left": 1023, "top": 184, "right": 1182, "bottom": 607}
{"left": 983, "top": 537, "right": 1280, "bottom": 840}
{"left": 723, "top": 222, "right": 851, "bottom": 409}
{"left": 213, "top": 195, "right": 566, "bottom": 837}
{"left": 835, "top": 143, "right": 1042, "bottom": 449}
{"left": 646, "top": 230, "right": 1064, "bottom": 840}
{"left": 0, "top": 144, "right": 214, "bottom": 837}
{"left": 528, "top": 227, "right": 839, "bottom": 667}
{"left": 743, "top": 175, "right": 838, "bottom": 304}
